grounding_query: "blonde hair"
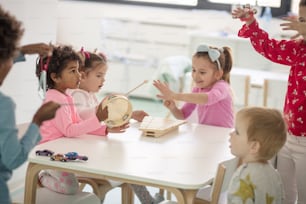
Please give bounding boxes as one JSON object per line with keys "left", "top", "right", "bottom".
{"left": 237, "top": 107, "right": 287, "bottom": 161}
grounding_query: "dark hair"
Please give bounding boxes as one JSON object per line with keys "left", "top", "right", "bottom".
{"left": 78, "top": 50, "right": 107, "bottom": 73}
{"left": 36, "top": 45, "right": 80, "bottom": 89}
{"left": 0, "top": 5, "right": 24, "bottom": 62}
{"left": 300, "top": 0, "right": 306, "bottom": 6}
{"left": 194, "top": 46, "right": 233, "bottom": 83}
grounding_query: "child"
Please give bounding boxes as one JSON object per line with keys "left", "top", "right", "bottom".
{"left": 139, "top": 44, "right": 234, "bottom": 204}
{"left": 0, "top": 5, "right": 60, "bottom": 204}
{"left": 227, "top": 107, "right": 287, "bottom": 203}
{"left": 232, "top": 1, "right": 306, "bottom": 203}
{"left": 36, "top": 45, "right": 128, "bottom": 195}
{"left": 68, "top": 48, "right": 148, "bottom": 124}
{"left": 153, "top": 44, "right": 234, "bottom": 128}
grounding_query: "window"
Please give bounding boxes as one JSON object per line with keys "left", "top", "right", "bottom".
{"left": 124, "top": 0, "right": 197, "bottom": 6}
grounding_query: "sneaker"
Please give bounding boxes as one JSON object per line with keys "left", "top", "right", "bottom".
{"left": 153, "top": 193, "right": 165, "bottom": 204}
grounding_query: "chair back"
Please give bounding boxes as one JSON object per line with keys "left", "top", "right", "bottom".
{"left": 230, "top": 73, "right": 250, "bottom": 110}
{"left": 263, "top": 79, "right": 288, "bottom": 110}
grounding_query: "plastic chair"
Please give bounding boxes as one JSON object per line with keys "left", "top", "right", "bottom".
{"left": 263, "top": 78, "right": 288, "bottom": 110}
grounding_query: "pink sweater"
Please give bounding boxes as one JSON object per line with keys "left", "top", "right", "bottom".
{"left": 181, "top": 80, "right": 234, "bottom": 128}
{"left": 39, "top": 89, "right": 107, "bottom": 144}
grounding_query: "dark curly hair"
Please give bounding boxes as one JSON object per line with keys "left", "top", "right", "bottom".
{"left": 300, "top": 0, "right": 306, "bottom": 6}
{"left": 36, "top": 45, "right": 81, "bottom": 89}
{"left": 0, "top": 5, "right": 24, "bottom": 62}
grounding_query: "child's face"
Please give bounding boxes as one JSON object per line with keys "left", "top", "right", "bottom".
{"left": 53, "top": 60, "right": 81, "bottom": 93}
{"left": 191, "top": 56, "right": 222, "bottom": 89}
{"left": 299, "top": 6, "right": 306, "bottom": 24}
{"left": 0, "top": 58, "right": 13, "bottom": 86}
{"left": 229, "top": 115, "right": 255, "bottom": 162}
{"left": 80, "top": 63, "right": 107, "bottom": 93}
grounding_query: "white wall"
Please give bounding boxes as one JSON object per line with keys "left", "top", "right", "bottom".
{"left": 1, "top": 0, "right": 58, "bottom": 124}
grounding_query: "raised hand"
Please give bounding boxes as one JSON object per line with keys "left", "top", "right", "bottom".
{"left": 232, "top": 4, "right": 256, "bottom": 25}
{"left": 281, "top": 16, "right": 306, "bottom": 40}
{"left": 32, "top": 101, "right": 60, "bottom": 126}
{"left": 153, "top": 80, "right": 175, "bottom": 101}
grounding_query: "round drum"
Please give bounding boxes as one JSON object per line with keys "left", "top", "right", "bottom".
{"left": 101, "top": 94, "right": 133, "bottom": 127}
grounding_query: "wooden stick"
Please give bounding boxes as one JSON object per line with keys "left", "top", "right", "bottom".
{"left": 125, "top": 80, "right": 148, "bottom": 96}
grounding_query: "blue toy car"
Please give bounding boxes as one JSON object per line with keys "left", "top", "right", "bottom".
{"left": 35, "top": 149, "right": 54, "bottom": 157}
{"left": 64, "top": 152, "right": 88, "bottom": 161}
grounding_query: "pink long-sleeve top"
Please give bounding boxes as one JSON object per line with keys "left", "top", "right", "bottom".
{"left": 39, "top": 89, "right": 107, "bottom": 144}
{"left": 238, "top": 20, "right": 306, "bottom": 137}
{"left": 181, "top": 80, "right": 234, "bottom": 128}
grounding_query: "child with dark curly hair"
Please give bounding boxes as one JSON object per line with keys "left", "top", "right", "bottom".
{"left": 0, "top": 5, "right": 59, "bottom": 204}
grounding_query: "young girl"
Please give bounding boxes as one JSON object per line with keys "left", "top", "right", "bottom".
{"left": 136, "top": 44, "right": 234, "bottom": 204}
{"left": 68, "top": 48, "right": 148, "bottom": 125}
{"left": 0, "top": 5, "right": 60, "bottom": 203}
{"left": 153, "top": 44, "right": 234, "bottom": 128}
{"left": 232, "top": 1, "right": 306, "bottom": 203}
{"left": 36, "top": 45, "right": 127, "bottom": 195}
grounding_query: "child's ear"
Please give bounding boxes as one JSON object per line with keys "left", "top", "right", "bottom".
{"left": 50, "top": 73, "right": 59, "bottom": 83}
{"left": 249, "top": 141, "right": 260, "bottom": 154}
{"left": 215, "top": 69, "right": 224, "bottom": 80}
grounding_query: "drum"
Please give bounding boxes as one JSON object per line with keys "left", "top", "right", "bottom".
{"left": 101, "top": 94, "right": 133, "bottom": 128}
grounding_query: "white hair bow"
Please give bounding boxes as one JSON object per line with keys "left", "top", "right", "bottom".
{"left": 197, "top": 45, "right": 222, "bottom": 70}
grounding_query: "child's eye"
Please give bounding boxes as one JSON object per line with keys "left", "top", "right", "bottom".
{"left": 298, "top": 17, "right": 306, "bottom": 23}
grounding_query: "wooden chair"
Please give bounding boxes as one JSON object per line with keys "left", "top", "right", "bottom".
{"left": 193, "top": 163, "right": 226, "bottom": 204}
{"left": 12, "top": 186, "right": 101, "bottom": 204}
{"left": 230, "top": 73, "right": 251, "bottom": 110}
{"left": 159, "top": 163, "right": 226, "bottom": 204}
{"left": 78, "top": 177, "right": 134, "bottom": 203}
{"left": 263, "top": 78, "right": 288, "bottom": 110}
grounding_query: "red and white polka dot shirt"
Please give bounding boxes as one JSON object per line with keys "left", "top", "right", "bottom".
{"left": 238, "top": 20, "right": 306, "bottom": 137}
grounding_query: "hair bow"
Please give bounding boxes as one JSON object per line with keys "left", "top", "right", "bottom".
{"left": 80, "top": 47, "right": 90, "bottom": 59}
{"left": 197, "top": 45, "right": 221, "bottom": 70}
{"left": 38, "top": 56, "right": 50, "bottom": 99}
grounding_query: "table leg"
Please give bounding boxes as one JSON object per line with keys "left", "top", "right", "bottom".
{"left": 24, "top": 162, "right": 40, "bottom": 204}
{"left": 182, "top": 189, "right": 197, "bottom": 204}
{"left": 121, "top": 183, "right": 134, "bottom": 204}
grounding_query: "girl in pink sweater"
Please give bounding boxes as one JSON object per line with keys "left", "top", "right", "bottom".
{"left": 154, "top": 44, "right": 234, "bottom": 128}
{"left": 36, "top": 45, "right": 128, "bottom": 195}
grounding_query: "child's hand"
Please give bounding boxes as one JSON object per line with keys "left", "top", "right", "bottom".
{"left": 32, "top": 101, "right": 60, "bottom": 126}
{"left": 107, "top": 123, "right": 130, "bottom": 133}
{"left": 164, "top": 100, "right": 176, "bottom": 110}
{"left": 96, "top": 104, "right": 108, "bottom": 122}
{"left": 281, "top": 16, "right": 306, "bottom": 40}
{"left": 132, "top": 110, "right": 149, "bottom": 122}
{"left": 232, "top": 5, "right": 256, "bottom": 25}
{"left": 153, "top": 80, "right": 175, "bottom": 101}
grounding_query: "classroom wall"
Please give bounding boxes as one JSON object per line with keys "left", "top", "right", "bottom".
{"left": 1, "top": 0, "right": 57, "bottom": 124}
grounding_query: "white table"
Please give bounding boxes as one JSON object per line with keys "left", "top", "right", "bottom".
{"left": 23, "top": 122, "right": 233, "bottom": 204}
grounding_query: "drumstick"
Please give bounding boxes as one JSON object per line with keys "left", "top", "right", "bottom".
{"left": 125, "top": 80, "right": 148, "bottom": 96}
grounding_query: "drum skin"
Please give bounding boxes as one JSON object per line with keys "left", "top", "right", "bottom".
{"left": 101, "top": 94, "right": 133, "bottom": 127}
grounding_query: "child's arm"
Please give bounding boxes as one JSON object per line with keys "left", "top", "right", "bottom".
{"left": 0, "top": 97, "right": 59, "bottom": 170}
{"left": 153, "top": 80, "right": 208, "bottom": 104}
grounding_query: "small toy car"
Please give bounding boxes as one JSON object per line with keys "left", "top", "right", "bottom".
{"left": 50, "top": 154, "right": 68, "bottom": 162}
{"left": 35, "top": 149, "right": 54, "bottom": 157}
{"left": 64, "top": 152, "right": 88, "bottom": 161}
